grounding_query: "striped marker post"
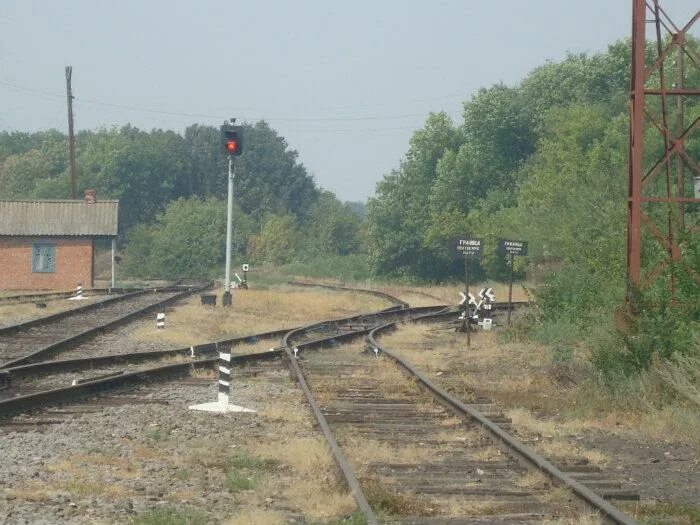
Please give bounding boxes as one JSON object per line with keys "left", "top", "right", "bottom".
{"left": 218, "top": 351, "right": 231, "bottom": 404}
{"left": 188, "top": 345, "right": 255, "bottom": 414}
{"left": 156, "top": 312, "right": 165, "bottom": 329}
{"left": 68, "top": 284, "right": 86, "bottom": 301}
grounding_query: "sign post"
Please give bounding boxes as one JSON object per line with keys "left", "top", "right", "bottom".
{"left": 453, "top": 238, "right": 484, "bottom": 347}
{"left": 498, "top": 240, "right": 528, "bottom": 326}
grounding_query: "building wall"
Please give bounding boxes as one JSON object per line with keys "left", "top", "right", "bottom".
{"left": 0, "top": 237, "right": 93, "bottom": 290}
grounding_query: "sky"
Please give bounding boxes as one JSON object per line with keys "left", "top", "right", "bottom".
{"left": 1, "top": 0, "right": 698, "bottom": 202}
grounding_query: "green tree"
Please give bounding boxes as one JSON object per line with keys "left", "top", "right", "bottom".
{"left": 366, "top": 112, "right": 461, "bottom": 279}
{"left": 257, "top": 214, "right": 301, "bottom": 265}
{"left": 303, "top": 190, "right": 362, "bottom": 257}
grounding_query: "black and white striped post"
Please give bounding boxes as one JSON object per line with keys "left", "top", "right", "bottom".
{"left": 156, "top": 312, "right": 165, "bottom": 329}
{"left": 68, "top": 283, "right": 85, "bottom": 301}
{"left": 188, "top": 345, "right": 255, "bottom": 414}
{"left": 218, "top": 350, "right": 231, "bottom": 404}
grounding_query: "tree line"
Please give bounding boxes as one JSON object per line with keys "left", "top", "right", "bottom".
{"left": 0, "top": 121, "right": 364, "bottom": 277}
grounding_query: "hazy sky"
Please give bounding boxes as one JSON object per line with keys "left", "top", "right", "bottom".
{"left": 1, "top": 1, "right": 698, "bottom": 202}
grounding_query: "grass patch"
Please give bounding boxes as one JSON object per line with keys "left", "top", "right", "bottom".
{"left": 131, "top": 505, "right": 208, "bottom": 525}
{"left": 224, "top": 469, "right": 257, "bottom": 491}
{"left": 144, "top": 427, "right": 169, "bottom": 442}
{"left": 227, "top": 450, "right": 279, "bottom": 471}
{"left": 363, "top": 480, "right": 437, "bottom": 516}
{"left": 619, "top": 501, "right": 700, "bottom": 525}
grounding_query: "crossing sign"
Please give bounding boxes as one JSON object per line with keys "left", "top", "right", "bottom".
{"left": 479, "top": 287, "right": 495, "bottom": 302}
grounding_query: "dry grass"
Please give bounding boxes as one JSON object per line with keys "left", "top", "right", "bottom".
{"left": 254, "top": 437, "right": 334, "bottom": 474}
{"left": 342, "top": 436, "right": 438, "bottom": 473}
{"left": 541, "top": 515, "right": 604, "bottom": 525}
{"left": 225, "top": 509, "right": 287, "bottom": 525}
{"left": 4, "top": 483, "right": 53, "bottom": 502}
{"left": 281, "top": 479, "right": 355, "bottom": 520}
{"left": 514, "top": 470, "right": 551, "bottom": 490}
{"left": 331, "top": 281, "right": 530, "bottom": 307}
{"left": 130, "top": 286, "right": 390, "bottom": 347}
{"left": 63, "top": 480, "right": 130, "bottom": 498}
{"left": 0, "top": 295, "right": 103, "bottom": 326}
{"left": 533, "top": 440, "right": 608, "bottom": 467}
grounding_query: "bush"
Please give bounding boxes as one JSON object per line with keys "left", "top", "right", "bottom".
{"left": 123, "top": 197, "right": 254, "bottom": 279}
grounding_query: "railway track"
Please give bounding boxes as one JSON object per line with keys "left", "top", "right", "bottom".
{"left": 0, "top": 287, "right": 143, "bottom": 306}
{"left": 0, "top": 282, "right": 637, "bottom": 523}
{"left": 0, "top": 283, "right": 207, "bottom": 369}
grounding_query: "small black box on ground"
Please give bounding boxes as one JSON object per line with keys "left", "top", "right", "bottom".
{"left": 200, "top": 294, "right": 217, "bottom": 306}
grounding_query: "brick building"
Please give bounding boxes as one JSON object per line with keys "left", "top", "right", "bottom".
{"left": 0, "top": 191, "right": 118, "bottom": 290}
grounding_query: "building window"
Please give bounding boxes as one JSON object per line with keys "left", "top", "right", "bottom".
{"left": 32, "top": 242, "right": 56, "bottom": 273}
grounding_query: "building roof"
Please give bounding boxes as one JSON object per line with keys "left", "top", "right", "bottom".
{"left": 0, "top": 200, "right": 119, "bottom": 236}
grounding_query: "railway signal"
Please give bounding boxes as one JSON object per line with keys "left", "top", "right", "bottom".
{"left": 221, "top": 126, "right": 242, "bottom": 156}
{"left": 498, "top": 239, "right": 528, "bottom": 325}
{"left": 221, "top": 120, "right": 243, "bottom": 307}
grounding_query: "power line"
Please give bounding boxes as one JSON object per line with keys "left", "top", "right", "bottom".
{"left": 0, "top": 79, "right": 463, "bottom": 124}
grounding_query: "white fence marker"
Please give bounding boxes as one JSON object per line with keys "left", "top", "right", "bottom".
{"left": 156, "top": 312, "right": 165, "bottom": 329}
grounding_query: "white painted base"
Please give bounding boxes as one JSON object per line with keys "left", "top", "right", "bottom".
{"left": 188, "top": 401, "right": 256, "bottom": 413}
{"left": 67, "top": 296, "right": 87, "bottom": 301}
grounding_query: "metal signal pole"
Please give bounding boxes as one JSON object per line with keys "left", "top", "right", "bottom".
{"left": 65, "top": 66, "right": 77, "bottom": 199}
{"left": 223, "top": 155, "right": 235, "bottom": 307}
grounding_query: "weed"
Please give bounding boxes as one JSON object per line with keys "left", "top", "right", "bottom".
{"left": 224, "top": 469, "right": 256, "bottom": 491}
{"left": 174, "top": 467, "right": 191, "bottom": 481}
{"left": 619, "top": 500, "right": 700, "bottom": 525}
{"left": 363, "top": 480, "right": 437, "bottom": 516}
{"left": 131, "top": 505, "right": 208, "bottom": 525}
{"left": 144, "top": 427, "right": 169, "bottom": 442}
{"left": 227, "top": 450, "right": 278, "bottom": 471}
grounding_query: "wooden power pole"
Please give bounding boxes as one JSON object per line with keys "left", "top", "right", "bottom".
{"left": 65, "top": 66, "right": 77, "bottom": 199}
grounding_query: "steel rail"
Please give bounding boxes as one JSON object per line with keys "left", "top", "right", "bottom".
{"left": 367, "top": 317, "right": 638, "bottom": 525}
{"left": 0, "top": 289, "right": 150, "bottom": 335}
{"left": 0, "top": 305, "right": 441, "bottom": 417}
{"left": 3, "top": 326, "right": 295, "bottom": 379}
{"left": 280, "top": 305, "right": 454, "bottom": 525}
{"left": 0, "top": 351, "right": 284, "bottom": 416}
{"left": 0, "top": 287, "right": 145, "bottom": 306}
{"left": 0, "top": 284, "right": 210, "bottom": 369}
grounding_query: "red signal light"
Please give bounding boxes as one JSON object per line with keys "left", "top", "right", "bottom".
{"left": 225, "top": 140, "right": 239, "bottom": 153}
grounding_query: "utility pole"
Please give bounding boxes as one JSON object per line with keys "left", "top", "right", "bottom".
{"left": 65, "top": 66, "right": 77, "bottom": 199}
